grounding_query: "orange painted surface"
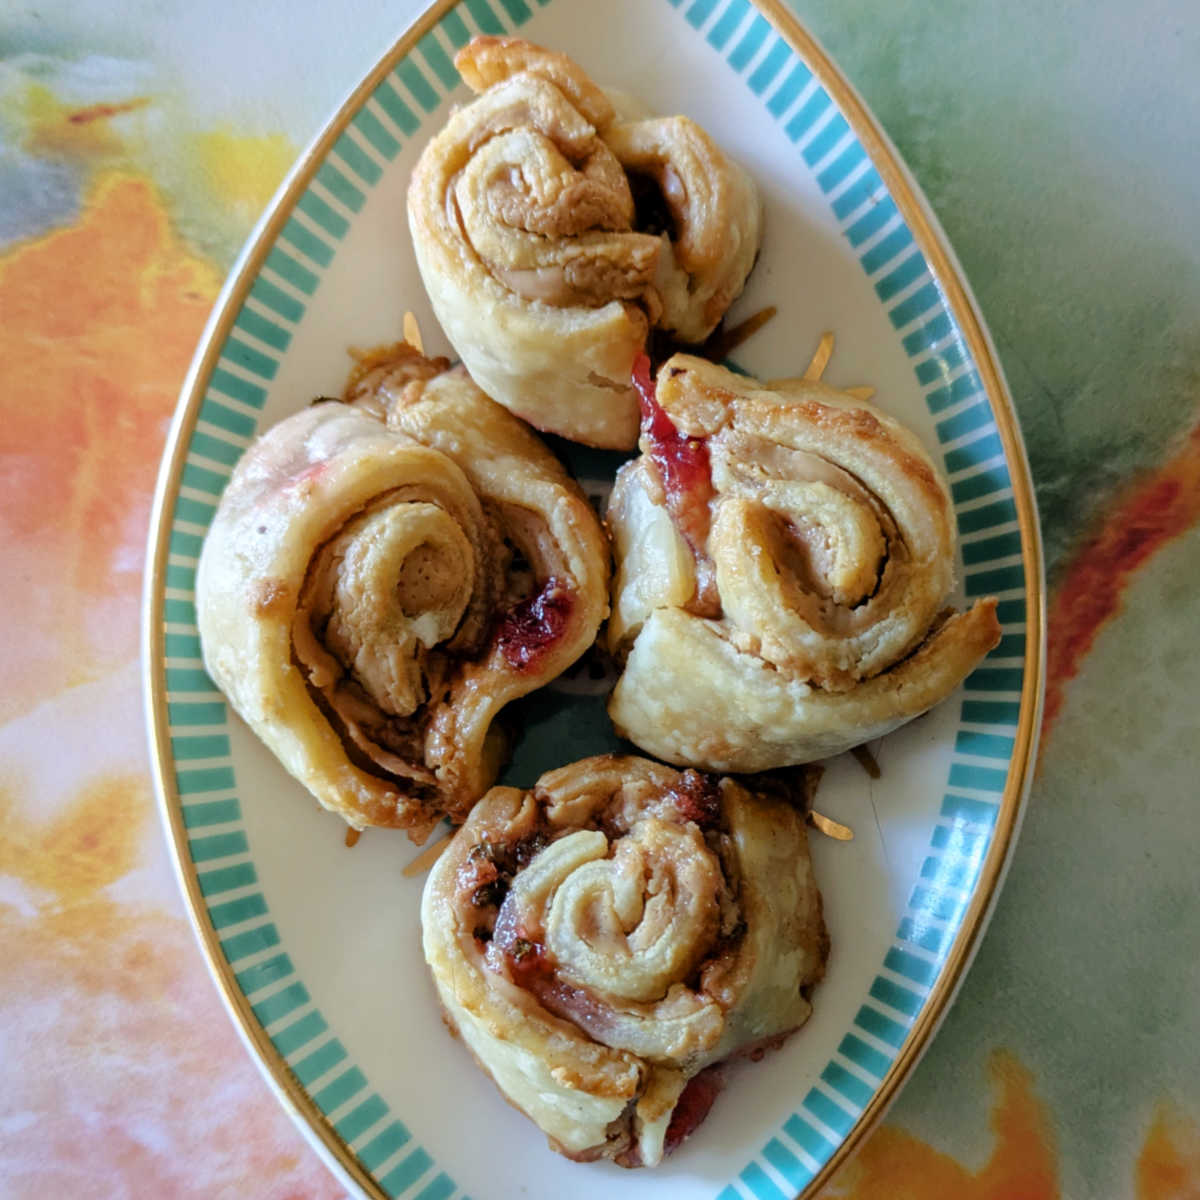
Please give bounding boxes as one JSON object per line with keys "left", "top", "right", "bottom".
{"left": 0, "top": 149, "right": 337, "bottom": 1196}
{"left": 822, "top": 1053, "right": 1058, "bottom": 1200}
{"left": 1137, "top": 1109, "right": 1200, "bottom": 1200}
{"left": 821, "top": 1057, "right": 1200, "bottom": 1199}
{"left": 0, "top": 171, "right": 219, "bottom": 723}
{"left": 1041, "top": 418, "right": 1200, "bottom": 743}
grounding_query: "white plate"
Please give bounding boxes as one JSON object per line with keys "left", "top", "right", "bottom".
{"left": 144, "top": 1, "right": 1044, "bottom": 1197}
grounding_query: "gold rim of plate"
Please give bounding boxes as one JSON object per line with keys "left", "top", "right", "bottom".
{"left": 141, "top": 1, "right": 1047, "bottom": 1195}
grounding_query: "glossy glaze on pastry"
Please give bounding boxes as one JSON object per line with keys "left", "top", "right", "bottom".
{"left": 408, "top": 36, "right": 762, "bottom": 448}
{"left": 606, "top": 352, "right": 1002, "bottom": 771}
{"left": 421, "top": 755, "right": 826, "bottom": 1166}
{"left": 196, "top": 346, "right": 609, "bottom": 838}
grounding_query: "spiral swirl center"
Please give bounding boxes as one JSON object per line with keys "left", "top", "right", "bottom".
{"left": 321, "top": 501, "right": 476, "bottom": 717}
{"left": 510, "top": 820, "right": 721, "bottom": 1004}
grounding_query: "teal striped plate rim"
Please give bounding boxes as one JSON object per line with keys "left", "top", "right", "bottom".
{"left": 144, "top": 0, "right": 1045, "bottom": 1197}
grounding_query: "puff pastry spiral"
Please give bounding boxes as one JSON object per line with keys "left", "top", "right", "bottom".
{"left": 421, "top": 755, "right": 826, "bottom": 1166}
{"left": 606, "top": 353, "right": 1002, "bottom": 772}
{"left": 408, "top": 37, "right": 762, "bottom": 448}
{"left": 196, "top": 346, "right": 609, "bottom": 838}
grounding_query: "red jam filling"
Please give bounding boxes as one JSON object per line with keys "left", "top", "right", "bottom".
{"left": 632, "top": 354, "right": 715, "bottom": 562}
{"left": 498, "top": 577, "right": 573, "bottom": 671}
{"left": 664, "top": 769, "right": 723, "bottom": 829}
{"left": 506, "top": 937, "right": 554, "bottom": 985}
{"left": 664, "top": 1065, "right": 725, "bottom": 1154}
{"left": 458, "top": 851, "right": 506, "bottom": 912}
{"left": 490, "top": 908, "right": 555, "bottom": 984}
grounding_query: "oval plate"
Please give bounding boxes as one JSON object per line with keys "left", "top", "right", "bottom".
{"left": 144, "top": 1, "right": 1045, "bottom": 1197}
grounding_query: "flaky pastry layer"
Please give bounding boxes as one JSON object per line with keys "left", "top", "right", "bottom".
{"left": 408, "top": 36, "right": 763, "bottom": 448}
{"left": 196, "top": 346, "right": 609, "bottom": 837}
{"left": 421, "top": 755, "right": 826, "bottom": 1166}
{"left": 606, "top": 355, "right": 1002, "bottom": 771}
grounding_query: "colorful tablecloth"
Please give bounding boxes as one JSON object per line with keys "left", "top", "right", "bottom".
{"left": 2, "top": 1, "right": 1197, "bottom": 1196}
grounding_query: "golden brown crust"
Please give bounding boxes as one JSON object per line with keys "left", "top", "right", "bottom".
{"left": 603, "top": 121, "right": 763, "bottom": 343}
{"left": 456, "top": 35, "right": 616, "bottom": 129}
{"left": 196, "top": 349, "right": 610, "bottom": 836}
{"left": 407, "top": 37, "right": 763, "bottom": 448}
{"left": 421, "top": 755, "right": 826, "bottom": 1166}
{"left": 606, "top": 355, "right": 1002, "bottom": 771}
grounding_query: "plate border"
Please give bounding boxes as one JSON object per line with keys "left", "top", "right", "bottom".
{"left": 751, "top": 1, "right": 1045, "bottom": 1195}
{"left": 141, "top": 1, "right": 1046, "bottom": 1196}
